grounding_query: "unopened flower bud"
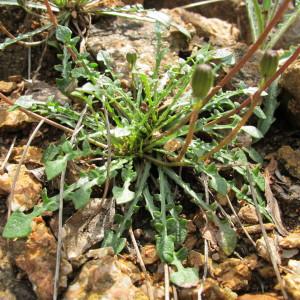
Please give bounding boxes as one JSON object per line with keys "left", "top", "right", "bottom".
{"left": 126, "top": 50, "right": 137, "bottom": 66}
{"left": 260, "top": 50, "right": 279, "bottom": 80}
{"left": 192, "top": 64, "right": 214, "bottom": 99}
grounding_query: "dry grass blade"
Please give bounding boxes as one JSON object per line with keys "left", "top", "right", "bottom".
{"left": 164, "top": 263, "right": 170, "bottom": 300}
{"left": 246, "top": 168, "right": 288, "bottom": 300}
{"left": 53, "top": 106, "right": 87, "bottom": 300}
{"left": 226, "top": 195, "right": 256, "bottom": 247}
{"left": 198, "top": 175, "right": 210, "bottom": 299}
{"left": 7, "top": 120, "right": 44, "bottom": 218}
{"left": 179, "top": 0, "right": 225, "bottom": 9}
{"left": 0, "top": 136, "right": 16, "bottom": 172}
{"left": 264, "top": 169, "right": 288, "bottom": 236}
{"left": 129, "top": 228, "right": 154, "bottom": 300}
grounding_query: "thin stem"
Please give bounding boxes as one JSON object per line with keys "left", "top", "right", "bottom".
{"left": 0, "top": 92, "right": 107, "bottom": 149}
{"left": 156, "top": 0, "right": 290, "bottom": 141}
{"left": 7, "top": 121, "right": 44, "bottom": 218}
{"left": 53, "top": 106, "right": 87, "bottom": 300}
{"left": 247, "top": 168, "right": 288, "bottom": 300}
{"left": 129, "top": 228, "right": 154, "bottom": 300}
{"left": 201, "top": 46, "right": 300, "bottom": 162}
{"left": 0, "top": 137, "right": 16, "bottom": 172}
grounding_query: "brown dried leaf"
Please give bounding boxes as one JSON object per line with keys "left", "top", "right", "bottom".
{"left": 62, "top": 198, "right": 115, "bottom": 262}
{"left": 264, "top": 169, "right": 288, "bottom": 236}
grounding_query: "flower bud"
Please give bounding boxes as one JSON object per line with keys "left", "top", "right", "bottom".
{"left": 260, "top": 50, "right": 279, "bottom": 80}
{"left": 126, "top": 50, "right": 137, "bottom": 66}
{"left": 192, "top": 64, "right": 214, "bottom": 99}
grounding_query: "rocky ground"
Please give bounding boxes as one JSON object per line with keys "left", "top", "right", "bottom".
{"left": 1, "top": 0, "right": 300, "bottom": 299}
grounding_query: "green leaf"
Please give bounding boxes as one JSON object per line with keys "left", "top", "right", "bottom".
{"left": 156, "top": 235, "right": 174, "bottom": 263}
{"left": 113, "top": 184, "right": 135, "bottom": 205}
{"left": 241, "top": 125, "right": 263, "bottom": 139}
{"left": 56, "top": 25, "right": 72, "bottom": 43}
{"left": 209, "top": 174, "right": 228, "bottom": 196}
{"left": 3, "top": 206, "right": 45, "bottom": 238}
{"left": 45, "top": 155, "right": 68, "bottom": 180}
{"left": 170, "top": 267, "right": 199, "bottom": 288}
{"left": 212, "top": 216, "right": 237, "bottom": 256}
{"left": 67, "top": 186, "right": 92, "bottom": 209}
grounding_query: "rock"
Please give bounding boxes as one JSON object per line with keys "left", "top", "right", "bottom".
{"left": 0, "top": 164, "right": 42, "bottom": 211}
{"left": 86, "top": 12, "right": 189, "bottom": 83}
{"left": 288, "top": 259, "right": 300, "bottom": 275}
{"left": 174, "top": 8, "right": 240, "bottom": 46}
{"left": 213, "top": 257, "right": 255, "bottom": 291}
{"left": 281, "top": 274, "right": 300, "bottom": 300}
{"left": 279, "top": 232, "right": 300, "bottom": 249}
{"left": 238, "top": 205, "right": 258, "bottom": 224}
{"left": 0, "top": 290, "right": 16, "bottom": 300}
{"left": 258, "top": 266, "right": 275, "bottom": 279}
{"left": 184, "top": 234, "right": 198, "bottom": 250}
{"left": 140, "top": 244, "right": 159, "bottom": 265}
{"left": 256, "top": 236, "right": 281, "bottom": 264}
{"left": 64, "top": 247, "right": 148, "bottom": 300}
{"left": 276, "top": 14, "right": 300, "bottom": 49}
{"left": 11, "top": 146, "right": 43, "bottom": 165}
{"left": 277, "top": 146, "right": 300, "bottom": 179}
{"left": 0, "top": 103, "right": 33, "bottom": 131}
{"left": 0, "top": 81, "right": 16, "bottom": 94}
{"left": 179, "top": 278, "right": 238, "bottom": 300}
{"left": 280, "top": 60, "right": 300, "bottom": 127}
{"left": 15, "top": 217, "right": 72, "bottom": 300}
{"left": 188, "top": 250, "right": 213, "bottom": 270}
{"left": 25, "top": 81, "right": 70, "bottom": 105}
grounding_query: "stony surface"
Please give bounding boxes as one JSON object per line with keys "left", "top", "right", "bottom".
{"left": 0, "top": 103, "right": 33, "bottom": 131}
{"left": 0, "top": 81, "right": 16, "bottom": 94}
{"left": 140, "top": 244, "right": 159, "bottom": 265}
{"left": 0, "top": 164, "right": 42, "bottom": 211}
{"left": 64, "top": 247, "right": 148, "bottom": 300}
{"left": 279, "top": 232, "right": 300, "bottom": 249}
{"left": 11, "top": 146, "right": 43, "bottom": 165}
{"left": 174, "top": 8, "right": 240, "bottom": 47}
{"left": 15, "top": 218, "right": 72, "bottom": 300}
{"left": 238, "top": 205, "right": 258, "bottom": 224}
{"left": 213, "top": 257, "right": 255, "bottom": 291}
{"left": 280, "top": 60, "right": 300, "bottom": 127}
{"left": 277, "top": 145, "right": 300, "bottom": 179}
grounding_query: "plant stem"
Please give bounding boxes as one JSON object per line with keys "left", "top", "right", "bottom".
{"left": 155, "top": 0, "right": 291, "bottom": 142}
{"left": 200, "top": 46, "right": 300, "bottom": 162}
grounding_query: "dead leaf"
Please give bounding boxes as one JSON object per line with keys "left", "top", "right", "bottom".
{"left": 264, "top": 169, "right": 288, "bottom": 236}
{"left": 62, "top": 198, "right": 115, "bottom": 262}
{"left": 256, "top": 236, "right": 281, "bottom": 265}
